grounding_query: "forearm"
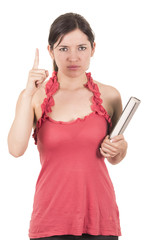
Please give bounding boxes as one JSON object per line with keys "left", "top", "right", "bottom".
{"left": 7, "top": 90, "right": 34, "bottom": 157}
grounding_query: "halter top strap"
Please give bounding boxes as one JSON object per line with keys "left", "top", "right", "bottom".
{"left": 32, "top": 71, "right": 112, "bottom": 145}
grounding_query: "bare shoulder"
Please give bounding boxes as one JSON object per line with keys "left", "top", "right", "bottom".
{"left": 93, "top": 79, "right": 122, "bottom": 118}
{"left": 94, "top": 79, "right": 121, "bottom": 100}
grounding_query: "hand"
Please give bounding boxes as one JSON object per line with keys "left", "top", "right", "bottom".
{"left": 25, "top": 48, "right": 49, "bottom": 96}
{"left": 100, "top": 135, "right": 128, "bottom": 163}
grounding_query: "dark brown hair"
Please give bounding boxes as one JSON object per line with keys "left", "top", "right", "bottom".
{"left": 48, "top": 12, "right": 95, "bottom": 71}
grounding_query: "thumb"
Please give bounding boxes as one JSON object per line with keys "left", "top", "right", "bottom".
{"left": 45, "top": 70, "right": 49, "bottom": 78}
{"left": 106, "top": 135, "right": 109, "bottom": 139}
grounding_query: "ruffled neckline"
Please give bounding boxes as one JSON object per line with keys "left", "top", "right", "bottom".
{"left": 32, "top": 71, "right": 112, "bottom": 145}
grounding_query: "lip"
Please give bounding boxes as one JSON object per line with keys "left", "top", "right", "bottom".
{"left": 67, "top": 65, "right": 80, "bottom": 70}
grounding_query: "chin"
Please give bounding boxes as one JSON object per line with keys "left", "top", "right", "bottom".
{"left": 62, "top": 68, "right": 86, "bottom": 78}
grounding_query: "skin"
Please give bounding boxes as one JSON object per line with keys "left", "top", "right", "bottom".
{"left": 8, "top": 28, "right": 127, "bottom": 163}
{"left": 41, "top": 29, "right": 127, "bottom": 164}
{"left": 47, "top": 29, "right": 96, "bottom": 86}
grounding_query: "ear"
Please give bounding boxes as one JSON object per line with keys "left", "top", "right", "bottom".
{"left": 47, "top": 45, "right": 54, "bottom": 60}
{"left": 91, "top": 42, "right": 96, "bottom": 57}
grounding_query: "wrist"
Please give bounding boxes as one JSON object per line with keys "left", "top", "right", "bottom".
{"left": 22, "top": 89, "right": 34, "bottom": 98}
{"left": 107, "top": 151, "right": 126, "bottom": 165}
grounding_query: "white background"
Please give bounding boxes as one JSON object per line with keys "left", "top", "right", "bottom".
{"left": 0, "top": 0, "right": 159, "bottom": 239}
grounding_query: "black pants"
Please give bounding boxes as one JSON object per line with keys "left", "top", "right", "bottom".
{"left": 30, "top": 233, "right": 118, "bottom": 240}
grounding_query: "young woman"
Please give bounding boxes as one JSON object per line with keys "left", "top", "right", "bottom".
{"left": 8, "top": 12, "right": 127, "bottom": 240}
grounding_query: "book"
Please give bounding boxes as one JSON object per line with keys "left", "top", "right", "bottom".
{"left": 109, "top": 97, "right": 141, "bottom": 139}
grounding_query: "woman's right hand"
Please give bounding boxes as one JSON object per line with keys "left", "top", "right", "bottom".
{"left": 25, "top": 48, "right": 49, "bottom": 97}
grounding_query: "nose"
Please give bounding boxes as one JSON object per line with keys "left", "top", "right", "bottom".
{"left": 67, "top": 49, "right": 79, "bottom": 62}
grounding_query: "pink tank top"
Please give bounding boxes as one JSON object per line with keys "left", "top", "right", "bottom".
{"left": 28, "top": 71, "right": 121, "bottom": 238}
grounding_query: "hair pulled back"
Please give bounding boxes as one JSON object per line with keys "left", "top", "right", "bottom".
{"left": 48, "top": 12, "right": 95, "bottom": 71}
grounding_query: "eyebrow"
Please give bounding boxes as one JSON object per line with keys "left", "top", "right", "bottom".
{"left": 57, "top": 44, "right": 88, "bottom": 48}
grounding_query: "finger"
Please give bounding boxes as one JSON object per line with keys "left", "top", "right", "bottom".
{"left": 45, "top": 70, "right": 49, "bottom": 77}
{"left": 101, "top": 147, "right": 117, "bottom": 158}
{"left": 29, "top": 72, "right": 46, "bottom": 78}
{"left": 32, "top": 48, "right": 39, "bottom": 69}
{"left": 100, "top": 148, "right": 111, "bottom": 158}
{"left": 103, "top": 135, "right": 110, "bottom": 143}
{"left": 35, "top": 81, "right": 43, "bottom": 88}
{"left": 105, "top": 142, "right": 119, "bottom": 151}
{"left": 103, "top": 149, "right": 117, "bottom": 157}
{"left": 103, "top": 143, "right": 117, "bottom": 152}
{"left": 102, "top": 144, "right": 117, "bottom": 155}
{"left": 110, "top": 134, "right": 124, "bottom": 142}
{"left": 31, "top": 69, "right": 47, "bottom": 73}
{"left": 30, "top": 70, "right": 49, "bottom": 80}
{"left": 103, "top": 138, "right": 118, "bottom": 149}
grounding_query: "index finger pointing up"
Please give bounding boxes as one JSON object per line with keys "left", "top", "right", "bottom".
{"left": 32, "top": 48, "right": 39, "bottom": 69}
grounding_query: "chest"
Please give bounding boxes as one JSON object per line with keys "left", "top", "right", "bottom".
{"left": 48, "top": 88, "right": 94, "bottom": 121}
{"left": 33, "top": 83, "right": 113, "bottom": 124}
{"left": 37, "top": 112, "right": 108, "bottom": 153}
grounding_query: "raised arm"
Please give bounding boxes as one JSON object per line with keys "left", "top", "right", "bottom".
{"left": 7, "top": 48, "right": 49, "bottom": 157}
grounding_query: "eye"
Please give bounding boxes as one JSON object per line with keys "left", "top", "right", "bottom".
{"left": 78, "top": 46, "right": 87, "bottom": 51}
{"left": 59, "top": 47, "right": 68, "bottom": 52}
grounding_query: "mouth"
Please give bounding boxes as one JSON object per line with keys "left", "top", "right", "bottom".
{"left": 67, "top": 65, "right": 80, "bottom": 70}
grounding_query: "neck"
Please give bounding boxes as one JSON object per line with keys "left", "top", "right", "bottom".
{"left": 56, "top": 71, "right": 88, "bottom": 90}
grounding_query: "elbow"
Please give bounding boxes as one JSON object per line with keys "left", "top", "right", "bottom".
{"left": 8, "top": 149, "right": 25, "bottom": 158}
{"left": 8, "top": 145, "right": 25, "bottom": 158}
{"left": 7, "top": 137, "right": 26, "bottom": 158}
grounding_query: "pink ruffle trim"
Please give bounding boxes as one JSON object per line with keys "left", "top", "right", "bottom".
{"left": 85, "top": 72, "right": 112, "bottom": 133}
{"left": 32, "top": 71, "right": 59, "bottom": 145}
{"left": 32, "top": 71, "right": 112, "bottom": 145}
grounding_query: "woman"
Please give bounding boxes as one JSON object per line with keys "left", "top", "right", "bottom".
{"left": 8, "top": 13, "right": 127, "bottom": 240}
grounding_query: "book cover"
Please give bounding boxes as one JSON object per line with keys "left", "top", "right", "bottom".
{"left": 109, "top": 97, "right": 141, "bottom": 139}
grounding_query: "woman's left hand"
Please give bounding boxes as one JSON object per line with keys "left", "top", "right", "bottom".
{"left": 100, "top": 134, "right": 128, "bottom": 164}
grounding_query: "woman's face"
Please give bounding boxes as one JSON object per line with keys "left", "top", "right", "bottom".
{"left": 48, "top": 28, "right": 96, "bottom": 77}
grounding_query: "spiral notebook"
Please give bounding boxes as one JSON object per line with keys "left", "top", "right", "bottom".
{"left": 109, "top": 97, "right": 141, "bottom": 139}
